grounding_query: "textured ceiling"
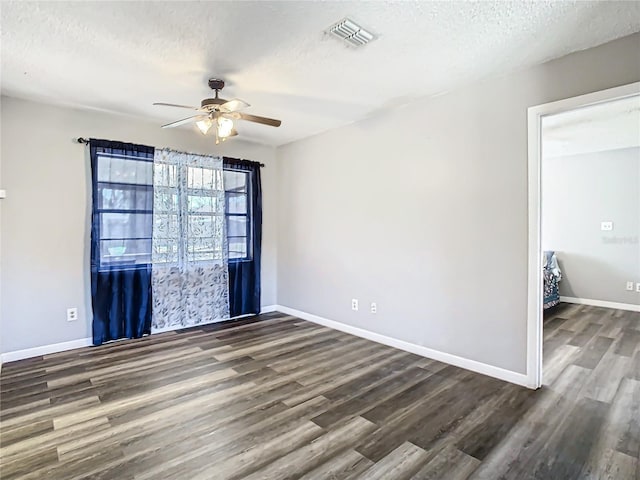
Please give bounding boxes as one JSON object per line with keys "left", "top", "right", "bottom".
{"left": 2, "top": 1, "right": 639, "bottom": 146}
{"left": 543, "top": 94, "right": 640, "bottom": 158}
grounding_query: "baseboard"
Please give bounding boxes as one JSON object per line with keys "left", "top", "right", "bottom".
{"left": 2, "top": 305, "right": 534, "bottom": 390}
{"left": 1, "top": 338, "right": 93, "bottom": 363}
{"left": 260, "top": 305, "right": 278, "bottom": 313}
{"left": 560, "top": 296, "right": 640, "bottom": 312}
{"left": 275, "top": 305, "right": 533, "bottom": 389}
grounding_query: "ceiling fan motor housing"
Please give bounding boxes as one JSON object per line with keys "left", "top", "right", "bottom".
{"left": 201, "top": 97, "right": 227, "bottom": 109}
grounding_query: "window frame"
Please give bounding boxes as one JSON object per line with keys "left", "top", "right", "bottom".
{"left": 94, "top": 151, "right": 154, "bottom": 271}
{"left": 95, "top": 152, "right": 254, "bottom": 268}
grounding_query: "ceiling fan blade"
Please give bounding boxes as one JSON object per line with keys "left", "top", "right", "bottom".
{"left": 161, "top": 115, "right": 207, "bottom": 128}
{"left": 153, "top": 102, "right": 203, "bottom": 111}
{"left": 236, "top": 112, "right": 282, "bottom": 127}
{"left": 219, "top": 98, "right": 250, "bottom": 113}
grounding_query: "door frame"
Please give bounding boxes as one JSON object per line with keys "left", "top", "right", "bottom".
{"left": 526, "top": 81, "right": 640, "bottom": 389}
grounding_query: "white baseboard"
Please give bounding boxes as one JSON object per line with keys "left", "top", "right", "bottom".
{"left": 275, "top": 305, "right": 533, "bottom": 389}
{"left": 560, "top": 296, "right": 640, "bottom": 312}
{"left": 1, "top": 338, "right": 93, "bottom": 363}
{"left": 2, "top": 305, "right": 535, "bottom": 390}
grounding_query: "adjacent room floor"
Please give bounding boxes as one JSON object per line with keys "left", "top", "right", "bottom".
{"left": 1, "top": 305, "right": 638, "bottom": 480}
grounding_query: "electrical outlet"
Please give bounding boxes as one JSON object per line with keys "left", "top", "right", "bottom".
{"left": 66, "top": 307, "right": 78, "bottom": 322}
{"left": 370, "top": 302, "right": 377, "bottom": 314}
{"left": 600, "top": 221, "right": 613, "bottom": 231}
{"left": 627, "top": 281, "right": 635, "bottom": 291}
{"left": 636, "top": 283, "right": 640, "bottom": 293}
{"left": 351, "top": 299, "right": 359, "bottom": 311}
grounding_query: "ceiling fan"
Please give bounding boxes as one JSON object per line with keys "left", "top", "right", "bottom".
{"left": 153, "top": 78, "right": 282, "bottom": 144}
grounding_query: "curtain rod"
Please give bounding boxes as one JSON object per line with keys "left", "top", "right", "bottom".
{"left": 224, "top": 156, "right": 265, "bottom": 168}
{"left": 76, "top": 138, "right": 265, "bottom": 167}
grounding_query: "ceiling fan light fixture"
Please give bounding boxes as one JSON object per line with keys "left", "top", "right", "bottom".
{"left": 217, "top": 116, "right": 234, "bottom": 138}
{"left": 196, "top": 117, "right": 213, "bottom": 135}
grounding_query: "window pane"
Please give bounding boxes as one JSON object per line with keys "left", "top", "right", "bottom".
{"left": 154, "top": 190, "right": 178, "bottom": 212}
{"left": 190, "top": 251, "right": 216, "bottom": 262}
{"left": 100, "top": 239, "right": 151, "bottom": 267}
{"left": 187, "top": 167, "right": 203, "bottom": 189}
{"left": 98, "top": 184, "right": 153, "bottom": 210}
{"left": 153, "top": 214, "right": 179, "bottom": 239}
{"left": 229, "top": 238, "right": 248, "bottom": 259}
{"left": 226, "top": 192, "right": 247, "bottom": 214}
{"left": 201, "top": 168, "right": 214, "bottom": 190}
{"left": 152, "top": 239, "right": 179, "bottom": 264}
{"left": 186, "top": 238, "right": 222, "bottom": 262}
{"left": 100, "top": 213, "right": 153, "bottom": 240}
{"left": 227, "top": 215, "right": 248, "bottom": 237}
{"left": 188, "top": 166, "right": 223, "bottom": 191}
{"left": 187, "top": 237, "right": 214, "bottom": 253}
{"left": 97, "top": 156, "right": 153, "bottom": 185}
{"left": 224, "top": 170, "right": 248, "bottom": 193}
{"left": 188, "top": 195, "right": 220, "bottom": 213}
{"left": 154, "top": 163, "right": 178, "bottom": 187}
{"left": 188, "top": 215, "right": 225, "bottom": 239}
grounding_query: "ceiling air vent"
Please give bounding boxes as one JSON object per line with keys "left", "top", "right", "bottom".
{"left": 327, "top": 18, "right": 376, "bottom": 47}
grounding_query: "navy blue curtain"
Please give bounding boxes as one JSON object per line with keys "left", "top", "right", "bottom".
{"left": 224, "top": 158, "right": 262, "bottom": 317}
{"left": 90, "top": 139, "right": 155, "bottom": 345}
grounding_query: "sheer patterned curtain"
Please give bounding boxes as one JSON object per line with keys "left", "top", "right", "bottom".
{"left": 151, "top": 148, "right": 230, "bottom": 330}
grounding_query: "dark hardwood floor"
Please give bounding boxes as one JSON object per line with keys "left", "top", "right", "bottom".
{"left": 1, "top": 305, "right": 638, "bottom": 479}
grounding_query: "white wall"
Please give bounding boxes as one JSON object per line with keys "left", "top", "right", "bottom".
{"left": 0, "top": 96, "right": 277, "bottom": 354}
{"left": 276, "top": 33, "right": 640, "bottom": 374}
{"left": 542, "top": 147, "right": 640, "bottom": 305}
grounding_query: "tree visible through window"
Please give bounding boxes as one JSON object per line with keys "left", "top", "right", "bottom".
{"left": 224, "top": 169, "right": 251, "bottom": 261}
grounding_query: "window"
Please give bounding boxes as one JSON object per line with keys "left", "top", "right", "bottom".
{"left": 95, "top": 149, "right": 249, "bottom": 268}
{"left": 95, "top": 150, "right": 154, "bottom": 269}
{"left": 224, "top": 169, "right": 251, "bottom": 261}
{"left": 152, "top": 159, "right": 227, "bottom": 265}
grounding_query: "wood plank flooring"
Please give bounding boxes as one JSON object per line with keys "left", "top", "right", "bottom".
{"left": 1, "top": 305, "right": 639, "bottom": 479}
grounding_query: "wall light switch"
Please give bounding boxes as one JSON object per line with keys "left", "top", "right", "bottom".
{"left": 600, "top": 221, "right": 613, "bottom": 231}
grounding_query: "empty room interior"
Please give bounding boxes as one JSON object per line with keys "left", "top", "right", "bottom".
{"left": 0, "top": 2, "right": 639, "bottom": 479}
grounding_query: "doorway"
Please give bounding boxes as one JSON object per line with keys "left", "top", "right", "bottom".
{"left": 527, "top": 82, "right": 640, "bottom": 388}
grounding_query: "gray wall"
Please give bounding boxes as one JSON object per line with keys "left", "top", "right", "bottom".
{"left": 542, "top": 147, "right": 640, "bottom": 305}
{"left": 276, "top": 33, "right": 640, "bottom": 374}
{"left": 0, "top": 96, "right": 278, "bottom": 353}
